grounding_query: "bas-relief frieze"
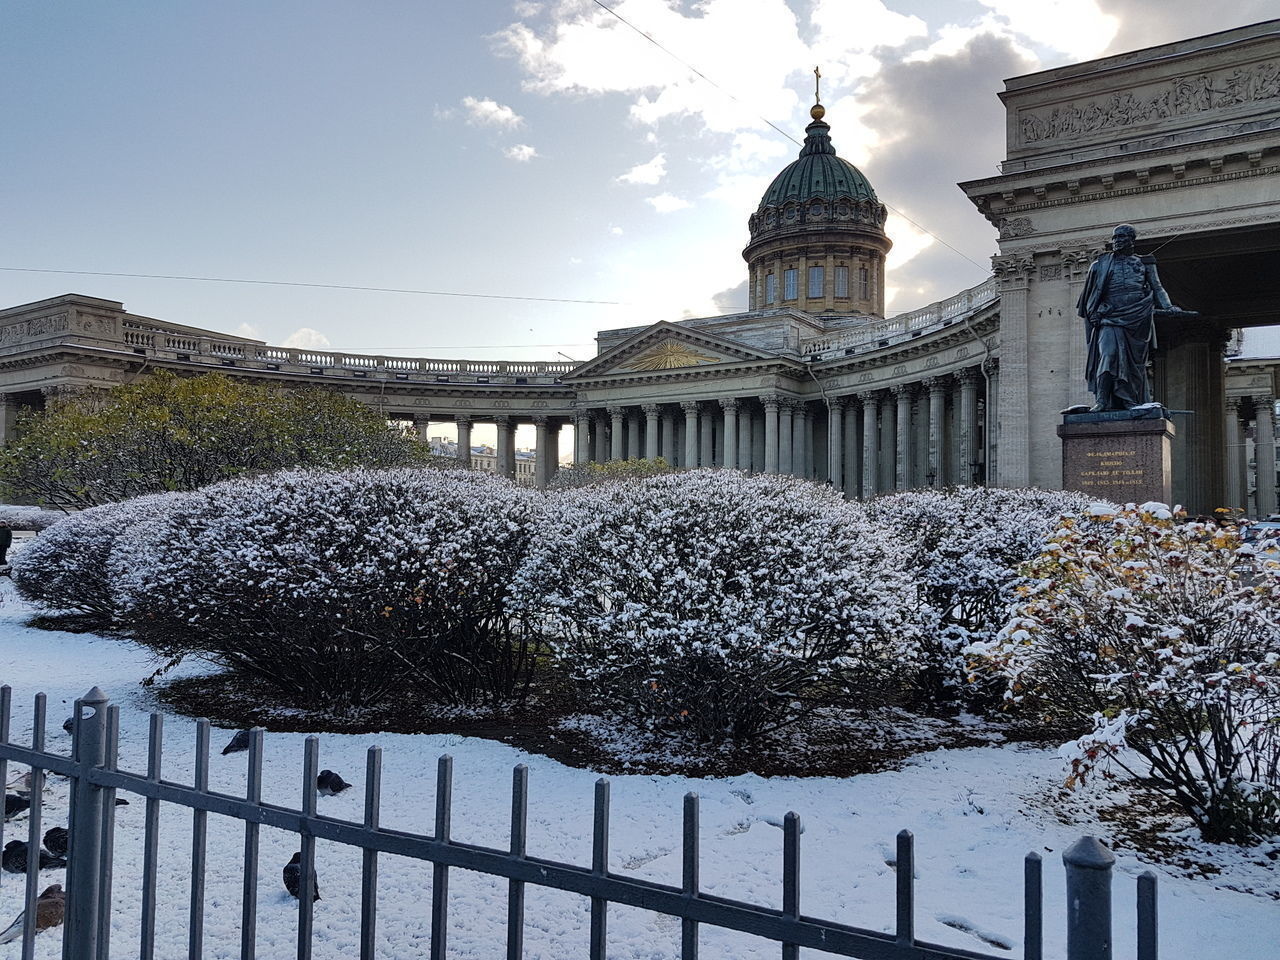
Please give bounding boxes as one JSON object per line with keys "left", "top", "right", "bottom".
{"left": 0, "top": 314, "right": 70, "bottom": 344}
{"left": 1018, "top": 60, "right": 1280, "bottom": 145}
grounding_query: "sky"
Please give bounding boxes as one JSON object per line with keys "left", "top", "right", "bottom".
{"left": 3, "top": 0, "right": 1278, "bottom": 372}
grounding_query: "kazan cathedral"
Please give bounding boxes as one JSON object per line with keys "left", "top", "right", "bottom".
{"left": 1, "top": 21, "right": 1279, "bottom": 516}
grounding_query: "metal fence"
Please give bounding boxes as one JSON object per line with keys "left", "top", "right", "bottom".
{"left": 0, "top": 686, "right": 1159, "bottom": 960}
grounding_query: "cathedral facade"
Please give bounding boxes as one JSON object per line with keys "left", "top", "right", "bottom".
{"left": 1, "top": 20, "right": 1278, "bottom": 514}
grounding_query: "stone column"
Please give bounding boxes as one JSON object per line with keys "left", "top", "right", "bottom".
{"left": 860, "top": 391, "right": 879, "bottom": 497}
{"left": 845, "top": 398, "right": 860, "bottom": 498}
{"left": 880, "top": 394, "right": 896, "bottom": 493}
{"left": 414, "top": 417, "right": 431, "bottom": 444}
{"left": 608, "top": 406, "right": 625, "bottom": 461}
{"left": 793, "top": 403, "right": 810, "bottom": 478}
{"left": 682, "top": 401, "right": 700, "bottom": 468}
{"left": 827, "top": 398, "right": 844, "bottom": 491}
{"left": 699, "top": 404, "right": 716, "bottom": 467}
{"left": 548, "top": 421, "right": 563, "bottom": 483}
{"left": 720, "top": 398, "right": 739, "bottom": 470}
{"left": 927, "top": 377, "right": 946, "bottom": 487}
{"left": 642, "top": 405, "right": 661, "bottom": 461}
{"left": 627, "top": 410, "right": 642, "bottom": 460}
{"left": 593, "top": 410, "right": 609, "bottom": 463}
{"left": 737, "top": 403, "right": 753, "bottom": 471}
{"left": 495, "top": 417, "right": 516, "bottom": 479}
{"left": 913, "top": 393, "right": 929, "bottom": 489}
{"left": 533, "top": 417, "right": 552, "bottom": 489}
{"left": 661, "top": 409, "right": 676, "bottom": 463}
{"left": 573, "top": 412, "right": 591, "bottom": 465}
{"left": 455, "top": 416, "right": 473, "bottom": 468}
{"left": 893, "top": 385, "right": 912, "bottom": 490}
{"left": 991, "top": 256, "right": 1035, "bottom": 486}
{"left": 985, "top": 360, "right": 1000, "bottom": 486}
{"left": 1256, "top": 395, "right": 1278, "bottom": 517}
{"left": 778, "top": 400, "right": 795, "bottom": 475}
{"left": 1225, "top": 397, "right": 1246, "bottom": 511}
{"left": 958, "top": 367, "right": 980, "bottom": 486}
{"left": 762, "top": 395, "right": 780, "bottom": 474}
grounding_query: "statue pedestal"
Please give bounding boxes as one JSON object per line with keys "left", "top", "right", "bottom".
{"left": 1058, "top": 407, "right": 1176, "bottom": 505}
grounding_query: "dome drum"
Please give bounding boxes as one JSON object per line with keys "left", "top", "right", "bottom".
{"left": 743, "top": 109, "right": 891, "bottom": 317}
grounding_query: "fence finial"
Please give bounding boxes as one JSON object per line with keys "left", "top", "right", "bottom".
{"left": 1063, "top": 836, "right": 1116, "bottom": 960}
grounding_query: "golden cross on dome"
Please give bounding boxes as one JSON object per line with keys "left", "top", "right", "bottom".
{"left": 814, "top": 65, "right": 822, "bottom": 104}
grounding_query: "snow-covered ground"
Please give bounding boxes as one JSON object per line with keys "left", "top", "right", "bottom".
{"left": 0, "top": 581, "right": 1275, "bottom": 959}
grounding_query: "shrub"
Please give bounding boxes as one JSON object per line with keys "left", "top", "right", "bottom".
{"left": 513, "top": 470, "right": 914, "bottom": 742}
{"left": 866, "top": 486, "right": 1102, "bottom": 713}
{"left": 11, "top": 494, "right": 190, "bottom": 623}
{"left": 973, "top": 503, "right": 1280, "bottom": 843}
{"left": 0, "top": 371, "right": 442, "bottom": 509}
{"left": 548, "top": 457, "right": 673, "bottom": 490}
{"left": 113, "top": 468, "right": 542, "bottom": 711}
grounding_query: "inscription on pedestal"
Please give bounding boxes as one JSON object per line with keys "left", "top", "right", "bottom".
{"left": 1059, "top": 416, "right": 1175, "bottom": 505}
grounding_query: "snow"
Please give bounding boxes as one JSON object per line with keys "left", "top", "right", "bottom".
{"left": 0, "top": 582, "right": 1276, "bottom": 958}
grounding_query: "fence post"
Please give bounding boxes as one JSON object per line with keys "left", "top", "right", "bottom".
{"left": 1063, "top": 835, "right": 1116, "bottom": 960}
{"left": 66, "top": 686, "right": 110, "bottom": 960}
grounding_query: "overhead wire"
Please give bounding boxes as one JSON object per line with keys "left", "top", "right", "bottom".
{"left": 588, "top": 0, "right": 990, "bottom": 276}
{"left": 0, "top": 266, "right": 622, "bottom": 306}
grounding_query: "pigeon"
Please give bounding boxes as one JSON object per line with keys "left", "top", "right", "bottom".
{"left": 316, "top": 770, "right": 351, "bottom": 796}
{"left": 221, "top": 730, "right": 252, "bottom": 755}
{"left": 62, "top": 717, "right": 73, "bottom": 735}
{"left": 1, "top": 840, "right": 67, "bottom": 873}
{"left": 42, "top": 827, "right": 68, "bottom": 858}
{"left": 4, "top": 795, "right": 30, "bottom": 820}
{"left": 0, "top": 883, "right": 64, "bottom": 944}
{"left": 282, "top": 852, "right": 321, "bottom": 902}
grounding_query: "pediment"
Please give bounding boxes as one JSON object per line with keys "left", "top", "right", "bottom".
{"left": 564, "top": 322, "right": 780, "bottom": 382}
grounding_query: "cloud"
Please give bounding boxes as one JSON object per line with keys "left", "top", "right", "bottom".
{"left": 1102, "top": 0, "right": 1276, "bottom": 53}
{"left": 609, "top": 225, "right": 624, "bottom": 236}
{"left": 504, "top": 143, "right": 539, "bottom": 162}
{"left": 232, "top": 322, "right": 261, "bottom": 340}
{"left": 859, "top": 32, "right": 1037, "bottom": 312}
{"left": 283, "top": 327, "right": 332, "bottom": 349}
{"left": 711, "top": 280, "right": 748, "bottom": 314}
{"left": 617, "top": 153, "right": 667, "bottom": 185}
{"left": 568, "top": 256, "right": 583, "bottom": 265}
{"left": 460, "top": 95, "right": 524, "bottom": 128}
{"left": 974, "top": 0, "right": 1116, "bottom": 61}
{"left": 646, "top": 193, "right": 690, "bottom": 213}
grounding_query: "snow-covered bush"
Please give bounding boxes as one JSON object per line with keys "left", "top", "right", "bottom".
{"left": 113, "top": 468, "right": 542, "bottom": 710}
{"left": 12, "top": 493, "right": 190, "bottom": 622}
{"left": 514, "top": 471, "right": 914, "bottom": 742}
{"left": 974, "top": 503, "right": 1280, "bottom": 843}
{"left": 866, "top": 486, "right": 1102, "bottom": 713}
{"left": 0, "top": 504, "right": 64, "bottom": 531}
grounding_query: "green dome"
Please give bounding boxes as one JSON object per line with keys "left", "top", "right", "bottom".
{"left": 757, "top": 118, "right": 878, "bottom": 209}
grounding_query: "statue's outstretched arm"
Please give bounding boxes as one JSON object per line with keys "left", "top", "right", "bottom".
{"left": 1146, "top": 260, "right": 1175, "bottom": 310}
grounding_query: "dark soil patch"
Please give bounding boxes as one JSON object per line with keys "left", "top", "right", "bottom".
{"left": 157, "top": 670, "right": 1008, "bottom": 778}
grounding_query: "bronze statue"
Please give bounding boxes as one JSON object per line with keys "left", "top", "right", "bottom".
{"left": 1076, "top": 224, "right": 1182, "bottom": 412}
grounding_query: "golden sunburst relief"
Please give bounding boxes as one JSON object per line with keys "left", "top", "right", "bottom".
{"left": 623, "top": 341, "right": 720, "bottom": 371}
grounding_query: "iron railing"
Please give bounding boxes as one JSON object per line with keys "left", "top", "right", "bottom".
{"left": 0, "top": 686, "right": 1158, "bottom": 960}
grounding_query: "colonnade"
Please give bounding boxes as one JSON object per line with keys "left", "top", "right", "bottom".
{"left": 1225, "top": 394, "right": 1279, "bottom": 516}
{"left": 571, "top": 365, "right": 994, "bottom": 498}
{"left": 413, "top": 414, "right": 565, "bottom": 489}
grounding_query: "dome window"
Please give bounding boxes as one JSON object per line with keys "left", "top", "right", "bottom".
{"left": 859, "top": 266, "right": 870, "bottom": 300}
{"left": 766, "top": 273, "right": 778, "bottom": 305}
{"left": 783, "top": 269, "right": 798, "bottom": 301}
{"left": 808, "top": 266, "right": 824, "bottom": 298}
{"left": 835, "top": 265, "right": 850, "bottom": 298}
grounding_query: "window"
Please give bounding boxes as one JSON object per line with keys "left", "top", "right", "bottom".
{"left": 859, "top": 265, "right": 870, "bottom": 300}
{"left": 835, "top": 265, "right": 849, "bottom": 297}
{"left": 783, "top": 268, "right": 798, "bottom": 300}
{"left": 766, "top": 273, "right": 777, "bottom": 305}
{"left": 808, "top": 265, "right": 824, "bottom": 298}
